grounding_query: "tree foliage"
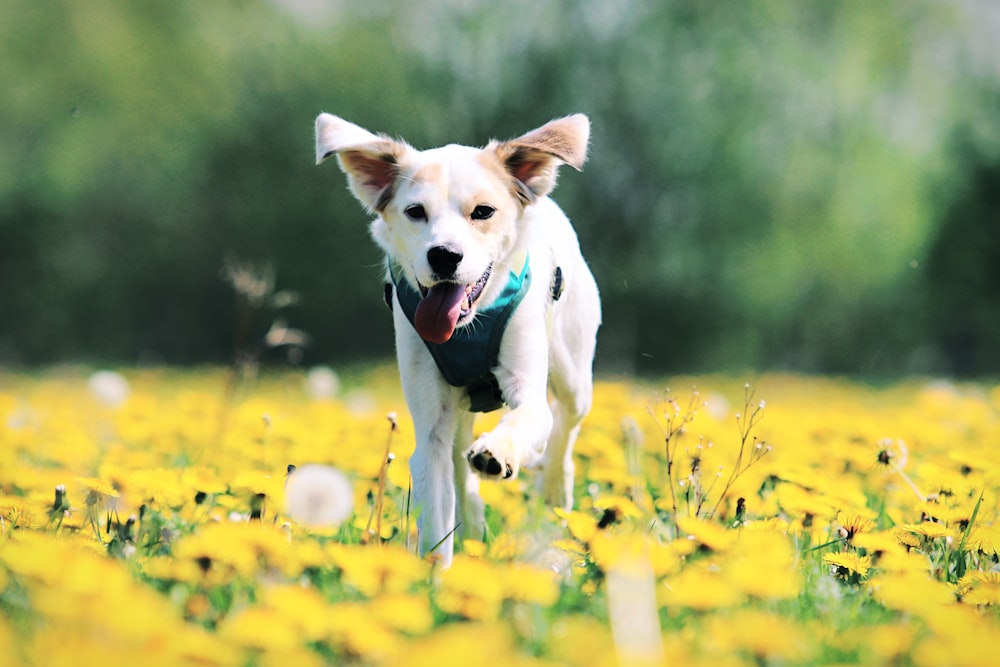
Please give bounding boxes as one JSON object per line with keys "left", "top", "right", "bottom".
{"left": 2, "top": 0, "right": 999, "bottom": 374}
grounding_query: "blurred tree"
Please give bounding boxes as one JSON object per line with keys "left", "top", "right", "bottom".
{"left": 1, "top": 0, "right": 998, "bottom": 374}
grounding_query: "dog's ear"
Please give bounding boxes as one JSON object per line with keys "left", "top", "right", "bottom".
{"left": 315, "top": 113, "right": 408, "bottom": 213}
{"left": 491, "top": 114, "right": 590, "bottom": 203}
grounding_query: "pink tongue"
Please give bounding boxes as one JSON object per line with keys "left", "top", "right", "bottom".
{"left": 414, "top": 282, "right": 466, "bottom": 344}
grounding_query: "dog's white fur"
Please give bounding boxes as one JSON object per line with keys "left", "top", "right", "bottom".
{"left": 315, "top": 113, "right": 600, "bottom": 565}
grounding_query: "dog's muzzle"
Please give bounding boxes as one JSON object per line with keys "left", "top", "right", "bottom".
{"left": 411, "top": 264, "right": 492, "bottom": 344}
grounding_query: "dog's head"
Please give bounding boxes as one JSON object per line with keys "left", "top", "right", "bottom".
{"left": 315, "top": 113, "right": 589, "bottom": 344}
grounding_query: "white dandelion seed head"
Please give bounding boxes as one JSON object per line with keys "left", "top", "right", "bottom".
{"left": 306, "top": 366, "right": 341, "bottom": 400}
{"left": 284, "top": 464, "right": 354, "bottom": 528}
{"left": 87, "top": 370, "right": 130, "bottom": 408}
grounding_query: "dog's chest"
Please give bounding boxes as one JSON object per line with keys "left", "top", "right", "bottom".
{"left": 388, "top": 256, "right": 532, "bottom": 412}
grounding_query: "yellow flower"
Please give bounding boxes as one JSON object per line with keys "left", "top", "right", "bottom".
{"left": 172, "top": 521, "right": 300, "bottom": 582}
{"left": 259, "top": 584, "right": 332, "bottom": 640}
{"left": 501, "top": 563, "right": 560, "bottom": 606}
{"left": 676, "top": 515, "right": 735, "bottom": 552}
{"left": 326, "top": 602, "right": 404, "bottom": 661}
{"left": 660, "top": 564, "right": 744, "bottom": 610}
{"left": 903, "top": 521, "right": 954, "bottom": 541}
{"left": 436, "top": 556, "right": 505, "bottom": 620}
{"left": 589, "top": 531, "right": 680, "bottom": 578}
{"left": 725, "top": 530, "right": 801, "bottom": 599}
{"left": 964, "top": 524, "right": 1000, "bottom": 555}
{"left": 217, "top": 605, "right": 303, "bottom": 651}
{"left": 702, "top": 610, "right": 813, "bottom": 663}
{"left": 403, "top": 622, "right": 523, "bottom": 667}
{"left": 553, "top": 507, "right": 598, "bottom": 543}
{"left": 75, "top": 476, "right": 120, "bottom": 499}
{"left": 547, "top": 616, "right": 617, "bottom": 667}
{"left": 367, "top": 593, "right": 434, "bottom": 634}
{"left": 836, "top": 511, "right": 877, "bottom": 543}
{"left": 823, "top": 551, "right": 872, "bottom": 578}
{"left": 957, "top": 571, "right": 1000, "bottom": 606}
{"left": 593, "top": 493, "right": 644, "bottom": 523}
{"left": 853, "top": 530, "right": 907, "bottom": 556}
{"left": 869, "top": 572, "right": 955, "bottom": 615}
{"left": 328, "top": 543, "right": 429, "bottom": 596}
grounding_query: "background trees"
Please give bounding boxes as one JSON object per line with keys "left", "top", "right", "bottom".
{"left": 2, "top": 0, "right": 998, "bottom": 375}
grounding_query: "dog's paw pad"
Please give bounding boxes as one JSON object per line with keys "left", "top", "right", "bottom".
{"left": 468, "top": 450, "right": 514, "bottom": 479}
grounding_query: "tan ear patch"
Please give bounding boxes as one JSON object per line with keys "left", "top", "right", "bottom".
{"left": 486, "top": 114, "right": 590, "bottom": 202}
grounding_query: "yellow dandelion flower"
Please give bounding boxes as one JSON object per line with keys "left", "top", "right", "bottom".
{"left": 367, "top": 593, "right": 434, "bottom": 634}
{"left": 436, "top": 556, "right": 505, "bottom": 620}
{"left": 462, "top": 539, "right": 487, "bottom": 557}
{"left": 725, "top": 531, "right": 801, "bottom": 599}
{"left": 257, "top": 649, "right": 327, "bottom": 667}
{"left": 553, "top": 507, "right": 599, "bottom": 543}
{"left": 326, "top": 602, "right": 404, "bottom": 662}
{"left": 964, "top": 524, "right": 1000, "bottom": 555}
{"left": 869, "top": 572, "right": 955, "bottom": 614}
{"left": 179, "top": 466, "right": 231, "bottom": 496}
{"left": 676, "top": 515, "right": 735, "bottom": 552}
{"left": 957, "top": 571, "right": 1000, "bottom": 606}
{"left": 840, "top": 623, "right": 918, "bottom": 663}
{"left": 875, "top": 548, "right": 931, "bottom": 575}
{"left": 172, "top": 521, "right": 294, "bottom": 581}
{"left": 260, "top": 584, "right": 332, "bottom": 640}
{"left": 903, "top": 521, "right": 954, "bottom": 541}
{"left": 328, "top": 543, "right": 428, "bottom": 597}
{"left": 547, "top": 616, "right": 617, "bottom": 667}
{"left": 487, "top": 532, "right": 532, "bottom": 560}
{"left": 593, "top": 493, "right": 644, "bottom": 522}
{"left": 853, "top": 530, "right": 907, "bottom": 556}
{"left": 773, "top": 482, "right": 839, "bottom": 522}
{"left": 551, "top": 538, "right": 586, "bottom": 556}
{"left": 894, "top": 528, "right": 922, "bottom": 549}
{"left": 217, "top": 605, "right": 303, "bottom": 651}
{"left": 140, "top": 555, "right": 203, "bottom": 583}
{"left": 230, "top": 470, "right": 285, "bottom": 506}
{"left": 501, "top": 563, "right": 560, "bottom": 606}
{"left": 404, "top": 622, "right": 520, "bottom": 667}
{"left": 660, "top": 565, "right": 744, "bottom": 610}
{"left": 589, "top": 531, "right": 677, "bottom": 577}
{"left": 703, "top": 610, "right": 813, "bottom": 663}
{"left": 75, "top": 476, "right": 120, "bottom": 499}
{"left": 835, "top": 510, "right": 877, "bottom": 543}
{"left": 823, "top": 551, "right": 872, "bottom": 578}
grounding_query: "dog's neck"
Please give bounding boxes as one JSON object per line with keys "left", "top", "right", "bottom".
{"left": 388, "top": 253, "right": 531, "bottom": 412}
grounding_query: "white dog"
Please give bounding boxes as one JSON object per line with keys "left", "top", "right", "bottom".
{"left": 315, "top": 113, "right": 601, "bottom": 565}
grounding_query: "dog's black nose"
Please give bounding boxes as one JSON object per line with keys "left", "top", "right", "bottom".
{"left": 427, "top": 245, "right": 463, "bottom": 277}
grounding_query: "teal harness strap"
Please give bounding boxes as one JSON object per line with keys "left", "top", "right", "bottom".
{"left": 389, "top": 257, "right": 532, "bottom": 413}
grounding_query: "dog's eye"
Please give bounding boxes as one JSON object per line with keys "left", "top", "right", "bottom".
{"left": 404, "top": 204, "right": 427, "bottom": 222}
{"left": 471, "top": 205, "right": 495, "bottom": 221}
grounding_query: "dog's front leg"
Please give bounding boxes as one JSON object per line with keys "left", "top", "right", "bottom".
{"left": 395, "top": 314, "right": 463, "bottom": 566}
{"left": 409, "top": 413, "right": 459, "bottom": 565}
{"left": 465, "top": 316, "right": 553, "bottom": 481}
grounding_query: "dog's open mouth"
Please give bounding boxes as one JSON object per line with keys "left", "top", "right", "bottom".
{"left": 413, "top": 265, "right": 492, "bottom": 344}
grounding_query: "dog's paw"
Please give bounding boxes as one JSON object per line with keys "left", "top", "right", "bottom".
{"left": 465, "top": 436, "right": 520, "bottom": 480}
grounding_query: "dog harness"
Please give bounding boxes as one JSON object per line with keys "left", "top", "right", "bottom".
{"left": 388, "top": 255, "right": 537, "bottom": 413}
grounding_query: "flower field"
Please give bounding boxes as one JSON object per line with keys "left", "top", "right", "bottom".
{"left": 1, "top": 366, "right": 999, "bottom": 666}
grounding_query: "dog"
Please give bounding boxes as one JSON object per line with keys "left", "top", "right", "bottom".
{"left": 315, "top": 113, "right": 600, "bottom": 565}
